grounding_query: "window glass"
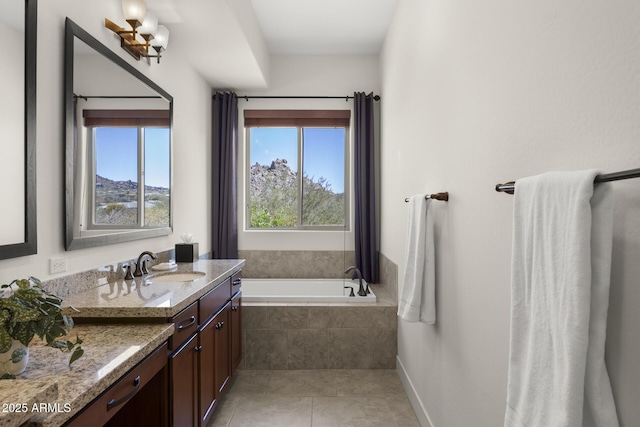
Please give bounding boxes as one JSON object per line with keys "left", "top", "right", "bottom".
{"left": 247, "top": 126, "right": 347, "bottom": 229}
{"left": 302, "top": 128, "right": 345, "bottom": 226}
{"left": 144, "top": 128, "right": 171, "bottom": 226}
{"left": 94, "top": 127, "right": 138, "bottom": 225}
{"left": 249, "top": 128, "right": 299, "bottom": 227}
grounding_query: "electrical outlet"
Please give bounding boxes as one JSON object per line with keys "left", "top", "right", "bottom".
{"left": 50, "top": 258, "right": 67, "bottom": 274}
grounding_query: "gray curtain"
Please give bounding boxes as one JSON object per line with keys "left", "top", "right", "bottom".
{"left": 353, "top": 92, "right": 379, "bottom": 283}
{"left": 212, "top": 91, "right": 238, "bottom": 259}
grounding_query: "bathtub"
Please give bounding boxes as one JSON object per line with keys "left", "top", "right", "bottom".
{"left": 241, "top": 278, "right": 377, "bottom": 303}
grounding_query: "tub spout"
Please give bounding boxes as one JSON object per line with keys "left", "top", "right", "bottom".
{"left": 345, "top": 266, "right": 368, "bottom": 297}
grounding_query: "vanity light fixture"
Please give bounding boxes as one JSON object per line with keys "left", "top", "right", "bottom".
{"left": 105, "top": 0, "right": 170, "bottom": 63}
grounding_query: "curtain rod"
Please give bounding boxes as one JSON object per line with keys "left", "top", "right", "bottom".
{"left": 236, "top": 95, "right": 381, "bottom": 101}
{"left": 495, "top": 167, "right": 640, "bottom": 194}
{"left": 74, "top": 94, "right": 162, "bottom": 100}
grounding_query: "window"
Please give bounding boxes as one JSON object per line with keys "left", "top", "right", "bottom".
{"left": 83, "top": 110, "right": 170, "bottom": 229}
{"left": 245, "top": 110, "right": 350, "bottom": 229}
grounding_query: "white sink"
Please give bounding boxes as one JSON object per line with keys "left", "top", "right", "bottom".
{"left": 147, "top": 271, "right": 206, "bottom": 283}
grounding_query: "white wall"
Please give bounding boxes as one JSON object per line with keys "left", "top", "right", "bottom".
{"left": 381, "top": 0, "right": 640, "bottom": 425}
{"left": 0, "top": 1, "right": 212, "bottom": 284}
{"left": 237, "top": 55, "right": 380, "bottom": 251}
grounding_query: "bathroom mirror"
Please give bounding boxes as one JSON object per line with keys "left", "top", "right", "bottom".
{"left": 0, "top": 0, "right": 37, "bottom": 259}
{"left": 64, "top": 18, "right": 173, "bottom": 250}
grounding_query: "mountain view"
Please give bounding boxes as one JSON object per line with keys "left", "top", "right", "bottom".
{"left": 95, "top": 175, "right": 170, "bottom": 226}
{"left": 249, "top": 159, "right": 344, "bottom": 227}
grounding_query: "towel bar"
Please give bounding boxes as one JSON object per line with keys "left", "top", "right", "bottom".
{"left": 404, "top": 192, "right": 449, "bottom": 202}
{"left": 496, "top": 167, "right": 640, "bottom": 194}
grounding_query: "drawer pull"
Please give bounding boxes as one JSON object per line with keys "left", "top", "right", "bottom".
{"left": 232, "top": 278, "right": 242, "bottom": 286}
{"left": 215, "top": 321, "right": 225, "bottom": 330}
{"left": 178, "top": 316, "right": 196, "bottom": 330}
{"left": 195, "top": 345, "right": 202, "bottom": 352}
{"left": 232, "top": 306, "right": 238, "bottom": 312}
{"left": 107, "top": 375, "right": 140, "bottom": 411}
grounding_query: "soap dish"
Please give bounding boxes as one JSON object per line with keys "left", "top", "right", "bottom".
{"left": 151, "top": 262, "right": 177, "bottom": 271}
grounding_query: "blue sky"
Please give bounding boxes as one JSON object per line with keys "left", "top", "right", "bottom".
{"left": 95, "top": 127, "right": 170, "bottom": 188}
{"left": 250, "top": 127, "right": 345, "bottom": 193}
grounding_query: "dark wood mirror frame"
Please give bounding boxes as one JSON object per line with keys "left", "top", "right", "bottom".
{"left": 64, "top": 18, "right": 173, "bottom": 250}
{"left": 0, "top": 0, "right": 37, "bottom": 260}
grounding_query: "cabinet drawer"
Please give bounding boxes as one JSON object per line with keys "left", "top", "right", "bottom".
{"left": 170, "top": 302, "right": 198, "bottom": 351}
{"left": 199, "top": 278, "right": 231, "bottom": 323}
{"left": 231, "top": 270, "right": 242, "bottom": 296}
{"left": 65, "top": 342, "right": 168, "bottom": 427}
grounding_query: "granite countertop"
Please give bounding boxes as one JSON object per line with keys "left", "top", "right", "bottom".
{"left": 9, "top": 323, "right": 174, "bottom": 427}
{"left": 0, "top": 380, "right": 58, "bottom": 427}
{"left": 63, "top": 259, "right": 245, "bottom": 319}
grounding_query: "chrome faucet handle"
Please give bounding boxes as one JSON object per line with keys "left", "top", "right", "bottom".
{"left": 124, "top": 264, "right": 134, "bottom": 281}
{"left": 133, "top": 261, "right": 143, "bottom": 277}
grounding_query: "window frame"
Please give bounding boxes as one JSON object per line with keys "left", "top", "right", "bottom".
{"left": 244, "top": 109, "right": 351, "bottom": 231}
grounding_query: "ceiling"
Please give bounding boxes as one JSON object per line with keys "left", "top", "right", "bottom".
{"left": 146, "top": 0, "right": 397, "bottom": 89}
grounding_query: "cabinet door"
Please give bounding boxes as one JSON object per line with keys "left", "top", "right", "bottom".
{"left": 170, "top": 334, "right": 198, "bottom": 427}
{"left": 230, "top": 291, "right": 242, "bottom": 373}
{"left": 214, "top": 304, "right": 231, "bottom": 397}
{"left": 198, "top": 315, "right": 216, "bottom": 425}
{"left": 199, "top": 303, "right": 231, "bottom": 426}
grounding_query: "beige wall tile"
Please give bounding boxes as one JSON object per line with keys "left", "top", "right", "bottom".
{"left": 268, "top": 306, "right": 309, "bottom": 329}
{"left": 369, "top": 328, "right": 397, "bottom": 369}
{"left": 287, "top": 329, "right": 328, "bottom": 370}
{"left": 326, "top": 329, "right": 370, "bottom": 369}
{"left": 245, "top": 330, "right": 288, "bottom": 369}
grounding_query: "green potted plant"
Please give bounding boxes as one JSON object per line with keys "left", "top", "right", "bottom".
{"left": 0, "top": 277, "right": 83, "bottom": 378}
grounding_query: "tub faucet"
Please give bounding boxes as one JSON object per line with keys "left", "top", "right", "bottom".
{"left": 133, "top": 251, "right": 158, "bottom": 277}
{"left": 345, "top": 266, "right": 368, "bottom": 297}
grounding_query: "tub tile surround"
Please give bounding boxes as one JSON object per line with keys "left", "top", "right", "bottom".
{"left": 242, "top": 305, "right": 398, "bottom": 370}
{"left": 238, "top": 250, "right": 356, "bottom": 279}
{"left": 238, "top": 250, "right": 397, "bottom": 304}
{"left": 241, "top": 251, "right": 399, "bottom": 370}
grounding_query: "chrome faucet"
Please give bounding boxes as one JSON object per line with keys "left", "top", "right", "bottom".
{"left": 345, "top": 266, "right": 368, "bottom": 297}
{"left": 133, "top": 251, "right": 158, "bottom": 277}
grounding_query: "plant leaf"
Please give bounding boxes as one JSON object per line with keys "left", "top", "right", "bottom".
{"left": 69, "top": 347, "right": 84, "bottom": 367}
{"left": 0, "top": 329, "right": 11, "bottom": 353}
{"left": 11, "top": 347, "right": 26, "bottom": 363}
{"left": 12, "top": 323, "right": 35, "bottom": 348}
{"left": 62, "top": 314, "right": 74, "bottom": 331}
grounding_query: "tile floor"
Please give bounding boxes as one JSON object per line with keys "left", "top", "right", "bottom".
{"left": 207, "top": 369, "right": 420, "bottom": 427}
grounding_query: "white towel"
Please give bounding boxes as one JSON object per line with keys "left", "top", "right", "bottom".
{"left": 505, "top": 170, "right": 619, "bottom": 427}
{"left": 398, "top": 194, "right": 436, "bottom": 324}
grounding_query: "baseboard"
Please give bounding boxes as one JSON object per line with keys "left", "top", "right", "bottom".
{"left": 396, "top": 356, "right": 435, "bottom": 427}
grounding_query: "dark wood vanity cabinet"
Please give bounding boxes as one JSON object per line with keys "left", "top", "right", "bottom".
{"left": 65, "top": 342, "right": 169, "bottom": 427}
{"left": 169, "top": 270, "right": 242, "bottom": 427}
